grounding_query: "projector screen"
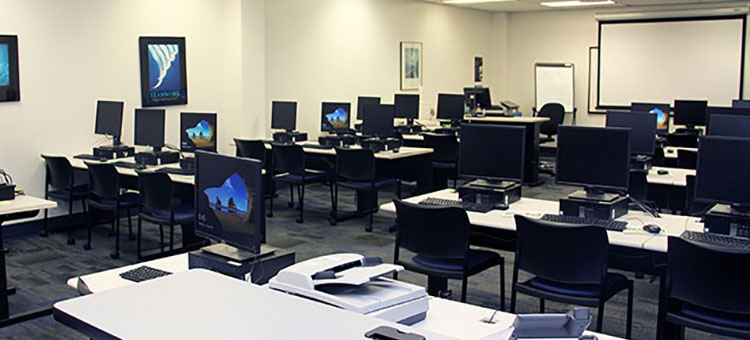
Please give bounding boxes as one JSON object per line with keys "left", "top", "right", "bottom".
{"left": 598, "top": 16, "right": 746, "bottom": 108}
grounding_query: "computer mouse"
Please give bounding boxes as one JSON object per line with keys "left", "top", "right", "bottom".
{"left": 136, "top": 164, "right": 148, "bottom": 170}
{"left": 643, "top": 224, "right": 661, "bottom": 234}
{"left": 657, "top": 169, "right": 669, "bottom": 175}
{"left": 392, "top": 148, "right": 400, "bottom": 153}
{"left": 666, "top": 148, "right": 674, "bottom": 153}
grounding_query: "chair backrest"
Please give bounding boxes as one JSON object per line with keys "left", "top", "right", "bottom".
{"left": 335, "top": 147, "right": 376, "bottom": 182}
{"left": 235, "top": 139, "right": 268, "bottom": 167}
{"left": 41, "top": 155, "right": 74, "bottom": 190}
{"left": 394, "top": 199, "right": 470, "bottom": 260}
{"left": 137, "top": 171, "right": 174, "bottom": 213}
{"left": 677, "top": 149, "right": 698, "bottom": 169}
{"left": 271, "top": 144, "right": 305, "bottom": 175}
{"left": 86, "top": 162, "right": 120, "bottom": 200}
{"left": 629, "top": 170, "right": 648, "bottom": 201}
{"left": 667, "top": 236, "right": 750, "bottom": 314}
{"left": 422, "top": 133, "right": 458, "bottom": 164}
{"left": 514, "top": 215, "right": 609, "bottom": 285}
{"left": 537, "top": 103, "right": 565, "bottom": 136}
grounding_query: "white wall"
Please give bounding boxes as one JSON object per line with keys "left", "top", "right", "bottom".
{"left": 264, "top": 0, "right": 498, "bottom": 138}
{"left": 0, "top": 0, "right": 248, "bottom": 218}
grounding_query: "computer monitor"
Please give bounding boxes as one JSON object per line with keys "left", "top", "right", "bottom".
{"left": 134, "top": 108, "right": 165, "bottom": 151}
{"left": 695, "top": 136, "right": 750, "bottom": 208}
{"left": 180, "top": 112, "right": 217, "bottom": 153}
{"left": 357, "top": 97, "right": 380, "bottom": 120}
{"left": 708, "top": 114, "right": 750, "bottom": 138}
{"left": 606, "top": 111, "right": 657, "bottom": 156}
{"left": 556, "top": 126, "right": 631, "bottom": 193}
{"left": 464, "top": 87, "right": 491, "bottom": 110}
{"left": 459, "top": 124, "right": 526, "bottom": 184}
{"left": 631, "top": 102, "right": 670, "bottom": 134}
{"left": 195, "top": 151, "right": 264, "bottom": 258}
{"left": 705, "top": 106, "right": 750, "bottom": 131}
{"left": 394, "top": 94, "right": 419, "bottom": 121}
{"left": 732, "top": 99, "right": 750, "bottom": 109}
{"left": 271, "top": 101, "right": 297, "bottom": 131}
{"left": 673, "top": 99, "right": 707, "bottom": 127}
{"left": 321, "top": 102, "right": 351, "bottom": 133}
{"left": 437, "top": 93, "right": 465, "bottom": 121}
{"left": 362, "top": 104, "right": 394, "bottom": 138}
{"left": 95, "top": 100, "right": 125, "bottom": 145}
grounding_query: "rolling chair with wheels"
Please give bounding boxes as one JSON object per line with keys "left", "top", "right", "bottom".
{"left": 331, "top": 148, "right": 400, "bottom": 232}
{"left": 84, "top": 162, "right": 139, "bottom": 259}
{"left": 422, "top": 133, "right": 459, "bottom": 189}
{"left": 235, "top": 138, "right": 276, "bottom": 214}
{"left": 663, "top": 236, "right": 750, "bottom": 339}
{"left": 40, "top": 155, "right": 88, "bottom": 244}
{"left": 392, "top": 199, "right": 505, "bottom": 308}
{"left": 511, "top": 215, "right": 633, "bottom": 338}
{"left": 269, "top": 144, "right": 328, "bottom": 223}
{"left": 534, "top": 103, "right": 565, "bottom": 144}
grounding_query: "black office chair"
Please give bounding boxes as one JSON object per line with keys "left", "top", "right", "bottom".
{"left": 676, "top": 149, "right": 698, "bottom": 170}
{"left": 332, "top": 148, "right": 400, "bottom": 232}
{"left": 235, "top": 138, "right": 276, "bottom": 211}
{"left": 269, "top": 144, "right": 328, "bottom": 223}
{"left": 535, "top": 103, "right": 565, "bottom": 144}
{"left": 393, "top": 199, "right": 505, "bottom": 308}
{"left": 664, "top": 236, "right": 750, "bottom": 339}
{"left": 40, "top": 155, "right": 88, "bottom": 244}
{"left": 84, "top": 162, "right": 139, "bottom": 259}
{"left": 422, "top": 133, "right": 459, "bottom": 189}
{"left": 136, "top": 171, "right": 195, "bottom": 261}
{"left": 511, "top": 215, "right": 633, "bottom": 338}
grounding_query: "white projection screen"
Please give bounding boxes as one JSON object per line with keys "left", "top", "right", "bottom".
{"left": 598, "top": 16, "right": 746, "bottom": 108}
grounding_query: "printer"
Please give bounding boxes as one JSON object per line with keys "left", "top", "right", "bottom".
{"left": 268, "top": 253, "right": 429, "bottom": 325}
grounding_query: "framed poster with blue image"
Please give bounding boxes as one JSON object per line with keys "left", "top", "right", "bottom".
{"left": 139, "top": 37, "right": 187, "bottom": 107}
{"left": 0, "top": 35, "right": 20, "bottom": 102}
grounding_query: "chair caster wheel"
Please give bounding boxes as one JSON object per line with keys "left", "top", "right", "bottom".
{"left": 67, "top": 238, "right": 75, "bottom": 245}
{"left": 83, "top": 244, "right": 91, "bottom": 251}
{"left": 39, "top": 231, "right": 49, "bottom": 237}
{"left": 296, "top": 218, "right": 304, "bottom": 224}
{"left": 388, "top": 225, "right": 397, "bottom": 233}
{"left": 287, "top": 202, "right": 295, "bottom": 208}
{"left": 266, "top": 212, "right": 273, "bottom": 218}
{"left": 329, "top": 218, "right": 337, "bottom": 226}
{"left": 110, "top": 252, "right": 120, "bottom": 259}
{"left": 365, "top": 226, "right": 373, "bottom": 233}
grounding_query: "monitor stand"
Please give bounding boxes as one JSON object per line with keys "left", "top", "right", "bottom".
{"left": 467, "top": 179, "right": 516, "bottom": 190}
{"left": 568, "top": 188, "right": 622, "bottom": 203}
{"left": 704, "top": 204, "right": 750, "bottom": 238}
{"left": 201, "top": 243, "right": 277, "bottom": 263}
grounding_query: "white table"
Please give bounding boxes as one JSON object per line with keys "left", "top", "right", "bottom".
{"left": 62, "top": 155, "right": 195, "bottom": 185}
{"left": 66, "top": 253, "right": 188, "bottom": 294}
{"left": 647, "top": 166, "right": 695, "bottom": 187}
{"left": 293, "top": 141, "right": 433, "bottom": 160}
{"left": 662, "top": 146, "right": 697, "bottom": 160}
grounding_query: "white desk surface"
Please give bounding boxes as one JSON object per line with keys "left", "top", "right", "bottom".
{"left": 62, "top": 155, "right": 195, "bottom": 185}
{"left": 0, "top": 195, "right": 57, "bottom": 216}
{"left": 268, "top": 141, "right": 434, "bottom": 160}
{"left": 647, "top": 166, "right": 695, "bottom": 187}
{"left": 381, "top": 189, "right": 698, "bottom": 253}
{"left": 663, "top": 146, "right": 697, "bottom": 159}
{"left": 463, "top": 116, "right": 549, "bottom": 124}
{"left": 66, "top": 253, "right": 188, "bottom": 294}
{"left": 55, "top": 269, "right": 457, "bottom": 340}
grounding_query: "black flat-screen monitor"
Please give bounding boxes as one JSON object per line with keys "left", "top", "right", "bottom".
{"left": 673, "top": 99, "right": 707, "bottom": 127}
{"left": 195, "top": 151, "right": 264, "bottom": 255}
{"left": 394, "top": 94, "right": 419, "bottom": 120}
{"left": 708, "top": 114, "right": 750, "bottom": 138}
{"left": 437, "top": 93, "right": 465, "bottom": 121}
{"left": 321, "top": 102, "right": 351, "bottom": 133}
{"left": 606, "top": 111, "right": 657, "bottom": 156}
{"left": 271, "top": 101, "right": 297, "bottom": 131}
{"left": 732, "top": 99, "right": 750, "bottom": 108}
{"left": 464, "top": 87, "right": 492, "bottom": 109}
{"left": 459, "top": 124, "right": 526, "bottom": 183}
{"left": 357, "top": 97, "right": 380, "bottom": 120}
{"left": 180, "top": 112, "right": 217, "bottom": 152}
{"left": 95, "top": 100, "right": 124, "bottom": 139}
{"left": 556, "top": 126, "right": 631, "bottom": 192}
{"left": 631, "top": 102, "right": 670, "bottom": 133}
{"left": 706, "top": 106, "right": 750, "bottom": 131}
{"left": 362, "top": 104, "right": 394, "bottom": 138}
{"left": 695, "top": 136, "right": 750, "bottom": 208}
{"left": 134, "top": 108, "right": 165, "bottom": 149}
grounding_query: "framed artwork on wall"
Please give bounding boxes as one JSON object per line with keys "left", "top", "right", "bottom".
{"left": 474, "top": 56, "right": 483, "bottom": 83}
{"left": 400, "top": 41, "right": 422, "bottom": 90}
{"left": 139, "top": 36, "right": 187, "bottom": 107}
{"left": 0, "top": 35, "right": 20, "bottom": 102}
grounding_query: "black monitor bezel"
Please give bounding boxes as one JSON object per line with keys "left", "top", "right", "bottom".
{"left": 694, "top": 135, "right": 750, "bottom": 207}
{"left": 463, "top": 87, "right": 491, "bottom": 109}
{"left": 321, "top": 102, "right": 351, "bottom": 133}
{"left": 94, "top": 100, "right": 125, "bottom": 138}
{"left": 394, "top": 94, "right": 419, "bottom": 119}
{"left": 606, "top": 110, "right": 657, "bottom": 156}
{"left": 555, "top": 125, "right": 631, "bottom": 192}
{"left": 673, "top": 99, "right": 708, "bottom": 127}
{"left": 361, "top": 104, "right": 395, "bottom": 138}
{"left": 357, "top": 96, "right": 381, "bottom": 120}
{"left": 458, "top": 123, "right": 526, "bottom": 183}
{"left": 437, "top": 93, "right": 466, "bottom": 121}
{"left": 630, "top": 102, "right": 671, "bottom": 134}
{"left": 271, "top": 101, "right": 297, "bottom": 131}
{"left": 134, "top": 108, "right": 166, "bottom": 148}
{"left": 708, "top": 113, "right": 750, "bottom": 138}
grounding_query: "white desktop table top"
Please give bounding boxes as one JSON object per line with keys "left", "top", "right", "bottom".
{"left": 462, "top": 115, "right": 549, "bottom": 124}
{"left": 63, "top": 155, "right": 193, "bottom": 185}
{"left": 258, "top": 140, "right": 433, "bottom": 160}
{"left": 0, "top": 195, "right": 57, "bottom": 216}
{"left": 66, "top": 253, "right": 188, "bottom": 294}
{"left": 647, "top": 166, "right": 695, "bottom": 187}
{"left": 663, "top": 146, "right": 697, "bottom": 159}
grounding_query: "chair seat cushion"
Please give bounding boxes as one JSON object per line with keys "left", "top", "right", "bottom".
{"left": 432, "top": 162, "right": 456, "bottom": 170}
{"left": 680, "top": 303, "right": 750, "bottom": 329}
{"left": 413, "top": 249, "right": 501, "bottom": 273}
{"left": 48, "top": 185, "right": 88, "bottom": 200}
{"left": 526, "top": 273, "right": 628, "bottom": 298}
{"left": 276, "top": 171, "right": 327, "bottom": 184}
{"left": 147, "top": 204, "right": 194, "bottom": 224}
{"left": 98, "top": 192, "right": 140, "bottom": 208}
{"left": 339, "top": 177, "right": 397, "bottom": 190}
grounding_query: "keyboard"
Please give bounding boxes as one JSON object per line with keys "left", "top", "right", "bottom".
{"left": 113, "top": 161, "right": 141, "bottom": 169}
{"left": 680, "top": 231, "right": 750, "bottom": 251}
{"left": 540, "top": 214, "right": 628, "bottom": 232}
{"left": 156, "top": 167, "right": 194, "bottom": 175}
{"left": 418, "top": 197, "right": 495, "bottom": 213}
{"left": 119, "top": 266, "right": 172, "bottom": 283}
{"left": 73, "top": 154, "right": 103, "bottom": 161}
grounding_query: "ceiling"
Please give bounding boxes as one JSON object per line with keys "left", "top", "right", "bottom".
{"left": 419, "top": 0, "right": 748, "bottom": 13}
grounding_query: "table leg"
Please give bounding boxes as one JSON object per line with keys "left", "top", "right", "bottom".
{"left": 0, "top": 217, "right": 7, "bottom": 320}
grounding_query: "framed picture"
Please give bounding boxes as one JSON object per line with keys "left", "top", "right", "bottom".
{"left": 0, "top": 35, "right": 20, "bottom": 102}
{"left": 139, "top": 37, "right": 187, "bottom": 107}
{"left": 400, "top": 41, "right": 422, "bottom": 90}
{"left": 474, "top": 56, "right": 483, "bottom": 83}
{"left": 587, "top": 46, "right": 605, "bottom": 114}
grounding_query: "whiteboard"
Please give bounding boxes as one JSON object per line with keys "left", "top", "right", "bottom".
{"left": 535, "top": 63, "right": 575, "bottom": 113}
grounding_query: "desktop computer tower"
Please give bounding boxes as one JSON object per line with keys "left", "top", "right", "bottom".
{"left": 0, "top": 184, "right": 15, "bottom": 201}
{"left": 273, "top": 131, "right": 307, "bottom": 144}
{"left": 458, "top": 180, "right": 521, "bottom": 208}
{"left": 93, "top": 146, "right": 135, "bottom": 160}
{"left": 188, "top": 248, "right": 295, "bottom": 283}
{"left": 135, "top": 151, "right": 180, "bottom": 166}
{"left": 704, "top": 204, "right": 750, "bottom": 238}
{"left": 559, "top": 194, "right": 629, "bottom": 220}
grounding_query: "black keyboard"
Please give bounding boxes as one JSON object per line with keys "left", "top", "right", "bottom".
{"left": 680, "top": 231, "right": 750, "bottom": 251}
{"left": 156, "top": 167, "right": 194, "bottom": 175}
{"left": 540, "top": 214, "right": 628, "bottom": 232}
{"left": 74, "top": 154, "right": 102, "bottom": 161}
{"left": 113, "top": 161, "right": 141, "bottom": 169}
{"left": 119, "top": 266, "right": 172, "bottom": 283}
{"left": 418, "top": 197, "right": 495, "bottom": 213}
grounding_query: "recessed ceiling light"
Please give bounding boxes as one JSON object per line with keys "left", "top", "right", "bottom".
{"left": 443, "top": 0, "right": 516, "bottom": 4}
{"left": 541, "top": 0, "right": 616, "bottom": 7}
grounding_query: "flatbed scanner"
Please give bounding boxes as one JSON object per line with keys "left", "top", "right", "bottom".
{"left": 268, "top": 253, "right": 428, "bottom": 325}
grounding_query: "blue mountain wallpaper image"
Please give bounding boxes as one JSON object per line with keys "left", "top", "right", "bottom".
{"left": 650, "top": 108, "right": 668, "bottom": 129}
{"left": 148, "top": 44, "right": 180, "bottom": 91}
{"left": 0, "top": 44, "right": 9, "bottom": 87}
{"left": 325, "top": 107, "right": 348, "bottom": 129}
{"left": 185, "top": 120, "right": 215, "bottom": 148}
{"left": 203, "top": 173, "right": 255, "bottom": 234}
